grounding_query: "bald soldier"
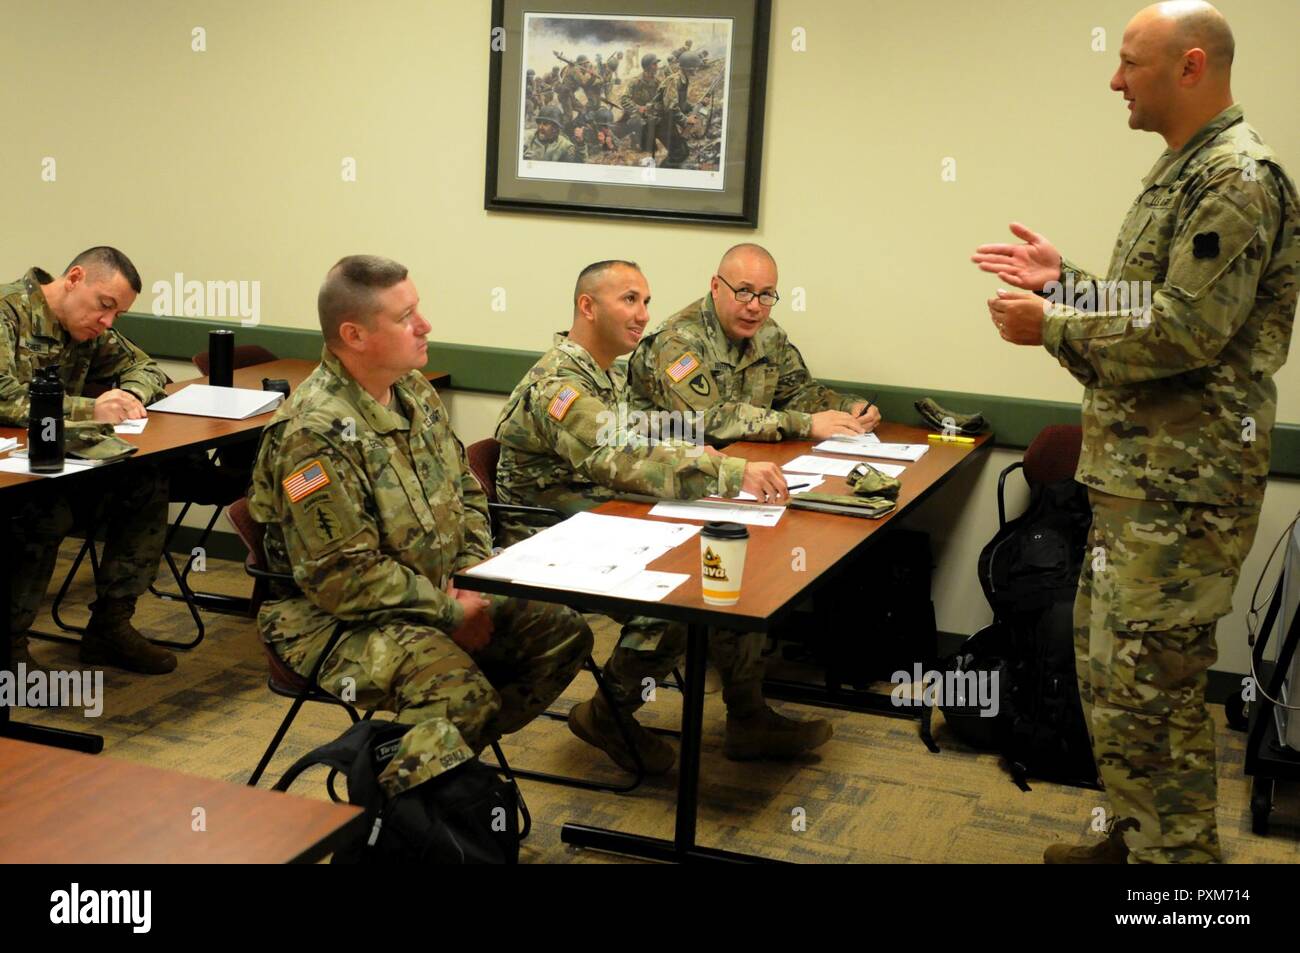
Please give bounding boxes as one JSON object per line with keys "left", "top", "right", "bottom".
{"left": 628, "top": 243, "right": 882, "bottom": 446}
{"left": 495, "top": 260, "right": 828, "bottom": 772}
{"left": 248, "top": 255, "right": 592, "bottom": 798}
{"left": 2, "top": 247, "right": 175, "bottom": 674}
{"left": 974, "top": 1, "right": 1298, "bottom": 863}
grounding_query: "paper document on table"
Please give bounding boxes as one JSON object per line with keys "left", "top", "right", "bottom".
{"left": 0, "top": 436, "right": 18, "bottom": 454}
{"left": 648, "top": 500, "right": 785, "bottom": 527}
{"left": 718, "top": 474, "right": 825, "bottom": 502}
{"left": 814, "top": 439, "right": 928, "bottom": 462}
{"left": 148, "top": 384, "right": 283, "bottom": 420}
{"left": 825, "top": 432, "right": 881, "bottom": 446}
{"left": 114, "top": 417, "right": 148, "bottom": 434}
{"left": 0, "top": 457, "right": 96, "bottom": 478}
{"left": 781, "top": 455, "right": 860, "bottom": 477}
{"left": 462, "top": 511, "right": 701, "bottom": 593}
{"left": 609, "top": 571, "right": 690, "bottom": 602}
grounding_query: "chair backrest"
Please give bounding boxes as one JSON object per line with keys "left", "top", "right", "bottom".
{"left": 466, "top": 438, "right": 501, "bottom": 505}
{"left": 192, "top": 344, "right": 279, "bottom": 376}
{"left": 1022, "top": 425, "right": 1083, "bottom": 486}
{"left": 226, "top": 497, "right": 270, "bottom": 615}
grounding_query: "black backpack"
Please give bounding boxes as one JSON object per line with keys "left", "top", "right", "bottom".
{"left": 273, "top": 719, "right": 527, "bottom": 863}
{"left": 943, "top": 472, "right": 1099, "bottom": 790}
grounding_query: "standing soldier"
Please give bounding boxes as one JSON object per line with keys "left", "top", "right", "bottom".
{"left": 524, "top": 68, "right": 538, "bottom": 121}
{"left": 620, "top": 53, "right": 687, "bottom": 168}
{"left": 496, "top": 260, "right": 818, "bottom": 773}
{"left": 974, "top": 1, "right": 1299, "bottom": 864}
{"left": 248, "top": 255, "right": 592, "bottom": 802}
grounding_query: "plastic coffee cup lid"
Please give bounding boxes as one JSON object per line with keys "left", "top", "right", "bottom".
{"left": 701, "top": 521, "right": 748, "bottom": 539}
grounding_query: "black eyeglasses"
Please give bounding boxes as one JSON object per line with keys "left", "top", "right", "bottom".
{"left": 715, "top": 274, "right": 779, "bottom": 307}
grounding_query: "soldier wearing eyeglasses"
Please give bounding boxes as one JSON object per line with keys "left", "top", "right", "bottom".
{"left": 628, "top": 243, "right": 880, "bottom": 445}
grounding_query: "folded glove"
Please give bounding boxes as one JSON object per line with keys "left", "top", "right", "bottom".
{"left": 915, "top": 397, "right": 986, "bottom": 435}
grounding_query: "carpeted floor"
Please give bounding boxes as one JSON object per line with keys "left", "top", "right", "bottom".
{"left": 17, "top": 541, "right": 1300, "bottom": 864}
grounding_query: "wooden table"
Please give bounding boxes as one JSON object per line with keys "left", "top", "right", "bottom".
{"left": 455, "top": 421, "right": 992, "bottom": 863}
{"left": 0, "top": 738, "right": 363, "bottom": 863}
{"left": 1, "top": 359, "right": 451, "bottom": 752}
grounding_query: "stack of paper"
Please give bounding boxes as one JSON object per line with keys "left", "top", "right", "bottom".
{"left": 648, "top": 499, "right": 786, "bottom": 527}
{"left": 463, "top": 511, "right": 697, "bottom": 601}
{"left": 813, "top": 438, "right": 928, "bottom": 462}
{"left": 148, "top": 384, "right": 283, "bottom": 420}
{"left": 0, "top": 436, "right": 19, "bottom": 454}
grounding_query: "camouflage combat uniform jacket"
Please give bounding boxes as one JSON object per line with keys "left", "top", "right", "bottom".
{"left": 248, "top": 346, "right": 493, "bottom": 659}
{"left": 494, "top": 332, "right": 745, "bottom": 541}
{"left": 523, "top": 130, "right": 585, "bottom": 163}
{"left": 628, "top": 292, "right": 863, "bottom": 445}
{"left": 0, "top": 267, "right": 168, "bottom": 426}
{"left": 1043, "top": 105, "right": 1299, "bottom": 506}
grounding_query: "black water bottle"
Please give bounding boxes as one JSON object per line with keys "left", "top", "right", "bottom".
{"left": 209, "top": 329, "right": 235, "bottom": 387}
{"left": 28, "top": 366, "right": 65, "bottom": 473}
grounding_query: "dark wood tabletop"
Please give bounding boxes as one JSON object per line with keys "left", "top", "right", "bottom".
{"left": 457, "top": 421, "right": 992, "bottom": 631}
{"left": 0, "top": 738, "right": 364, "bottom": 863}
{"left": 0, "top": 360, "right": 451, "bottom": 491}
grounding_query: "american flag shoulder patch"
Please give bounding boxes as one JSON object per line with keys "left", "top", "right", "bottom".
{"left": 666, "top": 352, "right": 700, "bottom": 383}
{"left": 283, "top": 460, "right": 331, "bottom": 503}
{"left": 547, "top": 385, "right": 580, "bottom": 422}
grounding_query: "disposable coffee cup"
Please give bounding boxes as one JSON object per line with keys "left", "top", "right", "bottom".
{"left": 700, "top": 521, "right": 748, "bottom": 606}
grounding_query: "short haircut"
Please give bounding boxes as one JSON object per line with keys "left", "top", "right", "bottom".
{"left": 717, "top": 242, "right": 776, "bottom": 275}
{"left": 64, "top": 246, "right": 142, "bottom": 294}
{"left": 1169, "top": 3, "right": 1235, "bottom": 68}
{"left": 318, "top": 255, "right": 409, "bottom": 343}
{"left": 573, "top": 259, "right": 641, "bottom": 309}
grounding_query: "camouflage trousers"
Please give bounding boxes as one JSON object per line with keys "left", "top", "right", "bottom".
{"left": 601, "top": 615, "right": 766, "bottom": 714}
{"left": 10, "top": 461, "right": 167, "bottom": 635}
{"left": 1075, "top": 490, "right": 1259, "bottom": 864}
{"left": 280, "top": 596, "right": 592, "bottom": 796}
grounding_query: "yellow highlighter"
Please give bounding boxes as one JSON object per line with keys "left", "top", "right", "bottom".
{"left": 927, "top": 433, "right": 976, "bottom": 445}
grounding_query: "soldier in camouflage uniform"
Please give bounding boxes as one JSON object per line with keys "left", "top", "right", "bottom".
{"left": 2, "top": 248, "right": 175, "bottom": 674}
{"left": 629, "top": 243, "right": 881, "bottom": 445}
{"left": 619, "top": 53, "right": 690, "bottom": 169}
{"left": 975, "top": 2, "right": 1299, "bottom": 863}
{"left": 523, "top": 104, "right": 586, "bottom": 163}
{"left": 248, "top": 255, "right": 591, "bottom": 798}
{"left": 496, "top": 260, "right": 830, "bottom": 770}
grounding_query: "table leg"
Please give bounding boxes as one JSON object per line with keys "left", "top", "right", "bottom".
{"left": 560, "top": 623, "right": 782, "bottom": 864}
{"left": 2, "top": 503, "right": 104, "bottom": 753}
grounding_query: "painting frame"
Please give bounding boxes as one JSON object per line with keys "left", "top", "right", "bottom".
{"left": 484, "top": 0, "right": 771, "bottom": 227}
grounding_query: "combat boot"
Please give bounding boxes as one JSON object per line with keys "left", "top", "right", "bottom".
{"left": 722, "top": 680, "right": 833, "bottom": 761}
{"left": 10, "top": 634, "right": 50, "bottom": 673}
{"left": 1044, "top": 818, "right": 1136, "bottom": 864}
{"left": 81, "top": 597, "right": 177, "bottom": 675}
{"left": 568, "top": 692, "right": 675, "bottom": 775}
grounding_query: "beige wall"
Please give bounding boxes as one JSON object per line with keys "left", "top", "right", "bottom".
{"left": 6, "top": 0, "right": 1299, "bottom": 673}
